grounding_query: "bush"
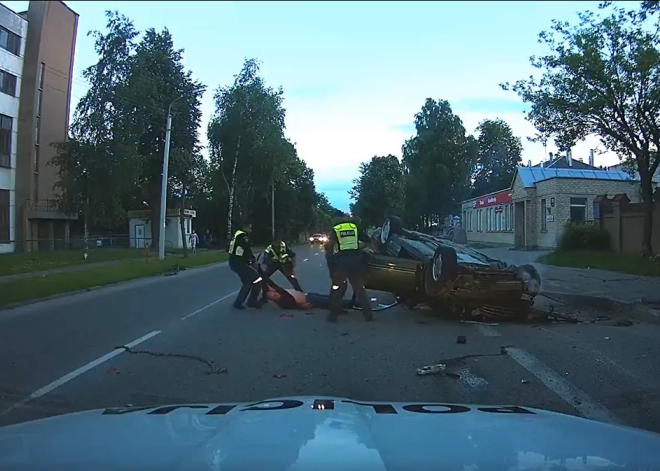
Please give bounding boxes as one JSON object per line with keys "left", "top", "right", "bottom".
{"left": 559, "top": 222, "right": 611, "bottom": 251}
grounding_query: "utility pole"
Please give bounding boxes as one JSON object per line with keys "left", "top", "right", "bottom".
{"left": 158, "top": 96, "right": 183, "bottom": 261}
{"left": 271, "top": 182, "right": 275, "bottom": 241}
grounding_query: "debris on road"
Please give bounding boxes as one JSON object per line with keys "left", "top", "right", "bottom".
{"left": 279, "top": 313, "right": 293, "bottom": 318}
{"left": 417, "top": 364, "right": 447, "bottom": 376}
{"left": 273, "top": 374, "right": 287, "bottom": 379}
{"left": 617, "top": 319, "right": 633, "bottom": 327}
{"left": 457, "top": 335, "right": 467, "bottom": 344}
{"left": 521, "top": 379, "right": 529, "bottom": 384}
{"left": 106, "top": 366, "right": 119, "bottom": 374}
{"left": 461, "top": 320, "right": 499, "bottom": 326}
{"left": 115, "top": 345, "right": 227, "bottom": 375}
{"left": 339, "top": 332, "right": 349, "bottom": 337}
{"left": 605, "top": 337, "right": 610, "bottom": 340}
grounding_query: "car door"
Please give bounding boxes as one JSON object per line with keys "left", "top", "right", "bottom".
{"left": 365, "top": 254, "right": 421, "bottom": 297}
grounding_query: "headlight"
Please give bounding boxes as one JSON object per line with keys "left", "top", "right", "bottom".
{"left": 321, "top": 236, "right": 328, "bottom": 242}
{"left": 309, "top": 237, "right": 314, "bottom": 241}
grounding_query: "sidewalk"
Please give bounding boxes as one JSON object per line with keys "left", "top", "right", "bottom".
{"left": 477, "top": 247, "right": 660, "bottom": 304}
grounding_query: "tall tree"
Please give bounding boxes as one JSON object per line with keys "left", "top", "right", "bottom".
{"left": 402, "top": 99, "right": 477, "bottom": 229}
{"left": 502, "top": 5, "right": 660, "bottom": 255}
{"left": 51, "top": 11, "right": 205, "bottom": 251}
{"left": 471, "top": 118, "right": 523, "bottom": 197}
{"left": 119, "top": 27, "right": 205, "bottom": 249}
{"left": 51, "top": 11, "right": 140, "bottom": 243}
{"left": 207, "top": 58, "right": 286, "bottom": 244}
{"left": 349, "top": 155, "right": 406, "bottom": 227}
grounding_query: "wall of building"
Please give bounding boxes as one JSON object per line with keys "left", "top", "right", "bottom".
{"left": 13, "top": 1, "right": 78, "bottom": 253}
{"left": 461, "top": 189, "right": 515, "bottom": 246}
{"left": 533, "top": 178, "right": 644, "bottom": 249}
{"left": 0, "top": 4, "right": 26, "bottom": 253}
{"left": 128, "top": 217, "right": 194, "bottom": 249}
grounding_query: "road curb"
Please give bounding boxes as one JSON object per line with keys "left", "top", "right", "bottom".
{"left": 0, "top": 260, "right": 230, "bottom": 312}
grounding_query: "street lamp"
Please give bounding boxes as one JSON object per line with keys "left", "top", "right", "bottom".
{"left": 158, "top": 95, "right": 185, "bottom": 261}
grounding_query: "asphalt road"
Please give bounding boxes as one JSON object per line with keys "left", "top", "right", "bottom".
{"left": 1, "top": 244, "right": 660, "bottom": 434}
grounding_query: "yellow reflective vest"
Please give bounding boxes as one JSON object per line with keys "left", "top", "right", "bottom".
{"left": 333, "top": 222, "right": 359, "bottom": 254}
{"left": 229, "top": 230, "right": 247, "bottom": 256}
{"left": 265, "top": 241, "right": 290, "bottom": 263}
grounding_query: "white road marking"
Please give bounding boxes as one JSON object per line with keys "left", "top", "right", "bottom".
{"left": 476, "top": 325, "right": 501, "bottom": 337}
{"left": 181, "top": 291, "right": 238, "bottom": 320}
{"left": 505, "top": 347, "right": 621, "bottom": 424}
{"left": 0, "top": 330, "right": 161, "bottom": 417}
{"left": 303, "top": 258, "right": 309, "bottom": 262}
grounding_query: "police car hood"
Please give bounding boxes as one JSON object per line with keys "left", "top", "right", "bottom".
{"left": 0, "top": 396, "right": 658, "bottom": 470}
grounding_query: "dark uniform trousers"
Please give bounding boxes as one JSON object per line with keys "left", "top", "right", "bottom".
{"left": 262, "top": 260, "right": 303, "bottom": 294}
{"left": 328, "top": 253, "right": 372, "bottom": 322}
{"left": 230, "top": 260, "right": 262, "bottom": 306}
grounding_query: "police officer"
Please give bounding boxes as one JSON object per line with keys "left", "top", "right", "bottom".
{"left": 260, "top": 236, "right": 303, "bottom": 303}
{"left": 228, "top": 220, "right": 263, "bottom": 310}
{"left": 327, "top": 212, "right": 373, "bottom": 323}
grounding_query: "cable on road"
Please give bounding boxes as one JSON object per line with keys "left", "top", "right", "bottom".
{"left": 114, "top": 346, "right": 228, "bottom": 375}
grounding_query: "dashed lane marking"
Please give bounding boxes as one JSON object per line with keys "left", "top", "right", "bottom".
{"left": 181, "top": 291, "right": 238, "bottom": 320}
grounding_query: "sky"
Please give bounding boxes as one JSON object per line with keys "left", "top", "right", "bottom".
{"left": 5, "top": 0, "right": 623, "bottom": 211}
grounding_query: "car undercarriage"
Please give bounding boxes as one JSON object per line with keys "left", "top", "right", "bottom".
{"left": 363, "top": 216, "right": 541, "bottom": 320}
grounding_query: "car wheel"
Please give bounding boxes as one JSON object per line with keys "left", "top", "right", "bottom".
{"left": 517, "top": 264, "right": 541, "bottom": 297}
{"left": 424, "top": 246, "right": 458, "bottom": 297}
{"left": 380, "top": 216, "right": 403, "bottom": 248}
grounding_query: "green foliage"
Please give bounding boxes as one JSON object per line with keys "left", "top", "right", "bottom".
{"left": 349, "top": 155, "right": 406, "bottom": 227}
{"left": 401, "top": 99, "right": 477, "bottom": 229}
{"left": 559, "top": 222, "right": 611, "bottom": 251}
{"left": 206, "top": 58, "right": 331, "bottom": 244}
{"left": 50, "top": 13, "right": 331, "bottom": 247}
{"left": 501, "top": 3, "right": 660, "bottom": 254}
{"left": 471, "top": 119, "right": 522, "bottom": 197}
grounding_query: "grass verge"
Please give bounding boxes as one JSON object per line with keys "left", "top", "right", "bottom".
{"left": 0, "top": 248, "right": 155, "bottom": 276}
{"left": 537, "top": 250, "right": 660, "bottom": 277}
{"left": 0, "top": 251, "right": 230, "bottom": 309}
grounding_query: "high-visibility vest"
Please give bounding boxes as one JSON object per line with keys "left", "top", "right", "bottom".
{"left": 333, "top": 223, "right": 359, "bottom": 254}
{"left": 265, "top": 242, "right": 290, "bottom": 262}
{"left": 229, "top": 230, "right": 247, "bottom": 256}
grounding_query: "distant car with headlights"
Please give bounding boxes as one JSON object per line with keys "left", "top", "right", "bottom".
{"left": 365, "top": 216, "right": 541, "bottom": 320}
{"left": 309, "top": 233, "right": 328, "bottom": 244}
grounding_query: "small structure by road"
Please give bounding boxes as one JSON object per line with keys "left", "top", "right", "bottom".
{"left": 127, "top": 209, "right": 196, "bottom": 249}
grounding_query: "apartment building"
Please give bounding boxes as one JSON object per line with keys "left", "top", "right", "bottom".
{"left": 0, "top": 1, "right": 78, "bottom": 253}
{"left": 0, "top": 3, "right": 25, "bottom": 253}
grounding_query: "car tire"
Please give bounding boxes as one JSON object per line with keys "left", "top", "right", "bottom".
{"left": 424, "top": 246, "right": 458, "bottom": 297}
{"left": 380, "top": 216, "right": 403, "bottom": 248}
{"left": 517, "top": 264, "right": 541, "bottom": 297}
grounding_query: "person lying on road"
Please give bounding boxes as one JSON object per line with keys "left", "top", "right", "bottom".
{"left": 262, "top": 277, "right": 362, "bottom": 311}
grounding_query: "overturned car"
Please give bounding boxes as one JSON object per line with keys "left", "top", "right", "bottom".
{"left": 364, "top": 216, "right": 541, "bottom": 320}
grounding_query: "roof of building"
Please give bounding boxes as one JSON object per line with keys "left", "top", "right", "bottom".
{"left": 515, "top": 166, "right": 660, "bottom": 188}
{"left": 533, "top": 155, "right": 601, "bottom": 170}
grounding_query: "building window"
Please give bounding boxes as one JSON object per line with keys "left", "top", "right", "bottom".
{"left": 38, "top": 62, "right": 45, "bottom": 89}
{"left": 0, "top": 189, "right": 9, "bottom": 242}
{"left": 541, "top": 199, "right": 547, "bottom": 232}
{"left": 570, "top": 197, "right": 587, "bottom": 223}
{"left": 35, "top": 116, "right": 41, "bottom": 144}
{"left": 36, "top": 90, "right": 42, "bottom": 116}
{"left": 0, "top": 114, "right": 12, "bottom": 168}
{"left": 0, "top": 27, "right": 21, "bottom": 56}
{"left": 0, "top": 69, "right": 17, "bottom": 96}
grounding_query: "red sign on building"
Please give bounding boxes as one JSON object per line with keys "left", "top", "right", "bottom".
{"left": 472, "top": 190, "right": 513, "bottom": 209}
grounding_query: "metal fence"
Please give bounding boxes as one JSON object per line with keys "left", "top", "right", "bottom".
{"left": 0, "top": 235, "right": 181, "bottom": 252}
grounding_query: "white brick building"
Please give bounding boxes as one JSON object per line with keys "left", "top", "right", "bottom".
{"left": 461, "top": 166, "right": 658, "bottom": 250}
{"left": 0, "top": 4, "right": 26, "bottom": 253}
